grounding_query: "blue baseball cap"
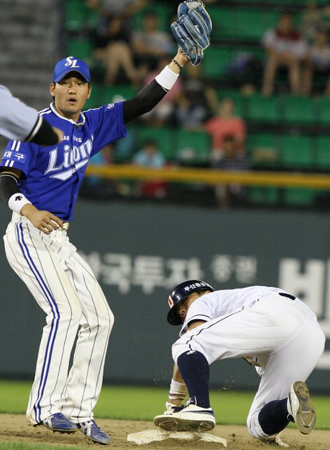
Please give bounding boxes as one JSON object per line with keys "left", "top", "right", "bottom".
{"left": 53, "top": 56, "right": 91, "bottom": 83}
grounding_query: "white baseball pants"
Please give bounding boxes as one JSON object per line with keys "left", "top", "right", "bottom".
{"left": 172, "top": 293, "right": 325, "bottom": 439}
{"left": 3, "top": 212, "right": 114, "bottom": 424}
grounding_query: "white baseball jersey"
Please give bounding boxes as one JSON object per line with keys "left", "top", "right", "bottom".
{"left": 180, "top": 286, "right": 295, "bottom": 336}
{"left": 172, "top": 287, "right": 325, "bottom": 440}
{"left": 0, "top": 85, "right": 41, "bottom": 141}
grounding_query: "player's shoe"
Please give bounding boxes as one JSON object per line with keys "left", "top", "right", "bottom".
{"left": 154, "top": 397, "right": 216, "bottom": 432}
{"left": 41, "top": 413, "right": 78, "bottom": 433}
{"left": 78, "top": 419, "right": 112, "bottom": 445}
{"left": 287, "top": 381, "right": 316, "bottom": 434}
{"left": 261, "top": 434, "right": 289, "bottom": 448}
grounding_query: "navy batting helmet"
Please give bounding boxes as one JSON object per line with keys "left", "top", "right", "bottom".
{"left": 167, "top": 280, "right": 214, "bottom": 326}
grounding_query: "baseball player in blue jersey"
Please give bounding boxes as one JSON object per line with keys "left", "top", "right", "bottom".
{"left": 154, "top": 280, "right": 325, "bottom": 447}
{"left": 0, "top": 85, "right": 63, "bottom": 145}
{"left": 0, "top": 48, "right": 191, "bottom": 444}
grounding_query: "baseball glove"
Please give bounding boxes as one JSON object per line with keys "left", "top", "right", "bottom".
{"left": 171, "top": 0, "right": 212, "bottom": 66}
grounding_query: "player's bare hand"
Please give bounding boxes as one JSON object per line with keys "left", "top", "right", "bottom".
{"left": 53, "top": 127, "right": 64, "bottom": 144}
{"left": 21, "top": 204, "right": 64, "bottom": 235}
{"left": 176, "top": 47, "right": 190, "bottom": 66}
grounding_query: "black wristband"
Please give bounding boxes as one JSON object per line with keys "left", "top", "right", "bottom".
{"left": 28, "top": 118, "right": 59, "bottom": 146}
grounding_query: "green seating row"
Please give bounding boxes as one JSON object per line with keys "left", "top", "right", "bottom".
{"left": 66, "top": 0, "right": 173, "bottom": 33}
{"left": 66, "top": 0, "right": 101, "bottom": 32}
{"left": 208, "top": 7, "right": 282, "bottom": 41}
{"left": 131, "top": 128, "right": 212, "bottom": 162}
{"left": 248, "top": 188, "right": 321, "bottom": 207}
{"left": 247, "top": 132, "right": 330, "bottom": 168}
{"left": 218, "top": 91, "right": 330, "bottom": 125}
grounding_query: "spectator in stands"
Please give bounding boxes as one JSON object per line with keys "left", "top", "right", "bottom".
{"left": 132, "top": 10, "right": 174, "bottom": 79}
{"left": 301, "top": 1, "right": 324, "bottom": 44}
{"left": 303, "top": 27, "right": 330, "bottom": 96}
{"left": 175, "top": 64, "right": 217, "bottom": 130}
{"left": 301, "top": 2, "right": 330, "bottom": 44}
{"left": 262, "top": 12, "right": 307, "bottom": 96}
{"left": 211, "top": 135, "right": 249, "bottom": 210}
{"left": 140, "top": 57, "right": 184, "bottom": 126}
{"left": 133, "top": 139, "right": 165, "bottom": 168}
{"left": 87, "top": 0, "right": 146, "bottom": 84}
{"left": 133, "top": 139, "right": 168, "bottom": 198}
{"left": 205, "top": 97, "right": 246, "bottom": 158}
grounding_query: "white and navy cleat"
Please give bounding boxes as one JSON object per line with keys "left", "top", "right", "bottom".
{"left": 154, "top": 398, "right": 216, "bottom": 432}
{"left": 78, "top": 419, "right": 112, "bottom": 445}
{"left": 41, "top": 413, "right": 78, "bottom": 433}
{"left": 287, "top": 381, "right": 316, "bottom": 435}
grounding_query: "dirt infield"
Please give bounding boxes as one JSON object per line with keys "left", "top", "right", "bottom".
{"left": 0, "top": 414, "right": 329, "bottom": 449}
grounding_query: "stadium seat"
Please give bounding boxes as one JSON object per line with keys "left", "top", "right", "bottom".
{"left": 315, "top": 97, "right": 330, "bottom": 125}
{"left": 132, "top": 4, "right": 173, "bottom": 32}
{"left": 208, "top": 7, "right": 280, "bottom": 40}
{"left": 203, "top": 46, "right": 265, "bottom": 80}
{"left": 247, "top": 133, "right": 279, "bottom": 167}
{"left": 203, "top": 47, "right": 233, "bottom": 79}
{"left": 315, "top": 137, "right": 330, "bottom": 169}
{"left": 283, "top": 189, "right": 316, "bottom": 206}
{"left": 280, "top": 135, "right": 313, "bottom": 168}
{"left": 246, "top": 94, "right": 280, "bottom": 123}
{"left": 282, "top": 96, "right": 316, "bottom": 125}
{"left": 85, "top": 84, "right": 104, "bottom": 109}
{"left": 99, "top": 85, "right": 138, "bottom": 104}
{"left": 248, "top": 187, "right": 279, "bottom": 205}
{"left": 176, "top": 130, "right": 212, "bottom": 163}
{"left": 67, "top": 40, "right": 94, "bottom": 61}
{"left": 66, "top": 0, "right": 88, "bottom": 32}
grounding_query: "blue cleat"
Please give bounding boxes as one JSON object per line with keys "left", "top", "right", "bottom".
{"left": 78, "top": 420, "right": 112, "bottom": 445}
{"left": 41, "top": 413, "right": 78, "bottom": 433}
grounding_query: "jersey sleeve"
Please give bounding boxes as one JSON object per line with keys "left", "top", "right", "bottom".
{"left": 0, "top": 139, "right": 37, "bottom": 177}
{"left": 179, "top": 295, "right": 215, "bottom": 336}
{"left": 87, "top": 102, "right": 127, "bottom": 156}
{"left": 0, "top": 86, "right": 39, "bottom": 141}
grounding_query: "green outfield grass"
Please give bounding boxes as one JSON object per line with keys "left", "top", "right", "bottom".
{"left": 0, "top": 380, "right": 330, "bottom": 430}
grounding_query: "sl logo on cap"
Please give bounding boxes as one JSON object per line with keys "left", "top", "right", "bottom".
{"left": 65, "top": 56, "right": 80, "bottom": 68}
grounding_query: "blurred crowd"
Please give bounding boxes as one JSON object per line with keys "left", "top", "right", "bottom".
{"left": 262, "top": 4, "right": 330, "bottom": 97}
{"left": 77, "top": 1, "right": 330, "bottom": 209}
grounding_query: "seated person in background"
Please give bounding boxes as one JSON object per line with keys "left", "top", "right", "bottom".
{"left": 87, "top": 0, "right": 146, "bottom": 84}
{"left": 175, "top": 64, "right": 217, "bottom": 130}
{"left": 133, "top": 139, "right": 167, "bottom": 198}
{"left": 300, "top": 1, "right": 324, "bottom": 44}
{"left": 303, "top": 27, "right": 330, "bottom": 96}
{"left": 205, "top": 97, "right": 246, "bottom": 155}
{"left": 133, "top": 139, "right": 165, "bottom": 168}
{"left": 132, "top": 10, "right": 175, "bottom": 80}
{"left": 262, "top": 12, "right": 307, "bottom": 96}
{"left": 211, "top": 135, "right": 249, "bottom": 210}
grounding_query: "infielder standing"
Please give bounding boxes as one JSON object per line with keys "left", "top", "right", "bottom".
{"left": 0, "top": 2, "right": 211, "bottom": 444}
{"left": 0, "top": 50, "right": 191, "bottom": 444}
{"left": 0, "top": 85, "right": 63, "bottom": 144}
{"left": 154, "top": 280, "right": 325, "bottom": 446}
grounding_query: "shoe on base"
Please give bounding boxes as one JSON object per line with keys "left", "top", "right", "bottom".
{"left": 41, "top": 413, "right": 77, "bottom": 433}
{"left": 78, "top": 420, "right": 112, "bottom": 445}
{"left": 287, "top": 381, "right": 316, "bottom": 435}
{"left": 154, "top": 398, "right": 216, "bottom": 432}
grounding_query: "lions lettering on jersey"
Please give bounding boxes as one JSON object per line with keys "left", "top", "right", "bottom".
{"left": 0, "top": 102, "right": 127, "bottom": 221}
{"left": 45, "top": 137, "right": 93, "bottom": 181}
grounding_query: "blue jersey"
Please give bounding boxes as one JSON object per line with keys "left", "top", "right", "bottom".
{"left": 1, "top": 102, "right": 127, "bottom": 221}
